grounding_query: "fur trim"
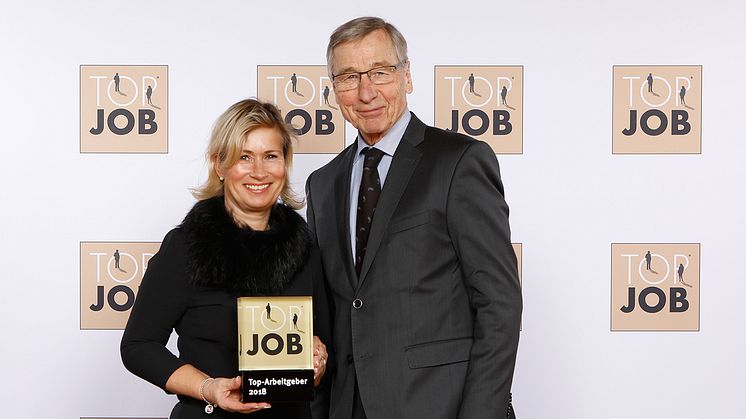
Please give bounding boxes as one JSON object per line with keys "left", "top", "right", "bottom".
{"left": 180, "top": 196, "right": 311, "bottom": 295}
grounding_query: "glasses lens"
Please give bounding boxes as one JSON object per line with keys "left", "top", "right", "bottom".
{"left": 369, "top": 66, "right": 396, "bottom": 84}
{"left": 334, "top": 74, "right": 359, "bottom": 91}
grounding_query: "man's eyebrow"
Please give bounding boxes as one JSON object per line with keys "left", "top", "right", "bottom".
{"left": 335, "top": 61, "right": 396, "bottom": 74}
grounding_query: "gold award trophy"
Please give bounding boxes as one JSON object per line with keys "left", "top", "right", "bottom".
{"left": 237, "top": 296, "right": 314, "bottom": 402}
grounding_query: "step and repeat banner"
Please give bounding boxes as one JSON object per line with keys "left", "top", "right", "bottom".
{"left": 2, "top": 1, "right": 744, "bottom": 418}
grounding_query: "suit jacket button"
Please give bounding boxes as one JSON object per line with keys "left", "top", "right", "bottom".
{"left": 352, "top": 299, "right": 363, "bottom": 309}
{"left": 346, "top": 354, "right": 354, "bottom": 364}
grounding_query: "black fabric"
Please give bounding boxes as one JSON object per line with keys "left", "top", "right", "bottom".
{"left": 121, "top": 198, "right": 332, "bottom": 419}
{"left": 507, "top": 392, "right": 517, "bottom": 419}
{"left": 181, "top": 195, "right": 311, "bottom": 295}
{"left": 351, "top": 378, "right": 367, "bottom": 419}
{"left": 354, "top": 147, "right": 384, "bottom": 276}
{"left": 305, "top": 113, "right": 521, "bottom": 418}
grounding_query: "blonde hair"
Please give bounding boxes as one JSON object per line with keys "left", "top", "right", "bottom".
{"left": 192, "top": 99, "right": 302, "bottom": 209}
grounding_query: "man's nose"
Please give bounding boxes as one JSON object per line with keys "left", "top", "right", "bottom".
{"left": 357, "top": 75, "right": 378, "bottom": 102}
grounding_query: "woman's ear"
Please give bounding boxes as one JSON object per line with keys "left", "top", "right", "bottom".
{"left": 213, "top": 154, "right": 225, "bottom": 180}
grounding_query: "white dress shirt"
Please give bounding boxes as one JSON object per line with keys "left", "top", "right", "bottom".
{"left": 348, "top": 110, "right": 412, "bottom": 260}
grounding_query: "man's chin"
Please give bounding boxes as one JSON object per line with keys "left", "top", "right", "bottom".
{"left": 360, "top": 121, "right": 388, "bottom": 137}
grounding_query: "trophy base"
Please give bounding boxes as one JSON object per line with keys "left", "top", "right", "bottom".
{"left": 241, "top": 369, "right": 314, "bottom": 402}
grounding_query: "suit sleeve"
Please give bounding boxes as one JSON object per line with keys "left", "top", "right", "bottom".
{"left": 305, "top": 172, "right": 319, "bottom": 244}
{"left": 446, "top": 141, "right": 522, "bottom": 418}
{"left": 120, "top": 228, "right": 190, "bottom": 391}
{"left": 306, "top": 172, "right": 333, "bottom": 419}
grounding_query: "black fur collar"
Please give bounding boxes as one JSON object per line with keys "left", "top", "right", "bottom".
{"left": 180, "top": 196, "right": 311, "bottom": 295}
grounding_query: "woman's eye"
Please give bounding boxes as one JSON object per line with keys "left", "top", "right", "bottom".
{"left": 240, "top": 155, "right": 251, "bottom": 161}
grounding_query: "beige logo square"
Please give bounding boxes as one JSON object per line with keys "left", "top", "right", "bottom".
{"left": 257, "top": 66, "right": 345, "bottom": 154}
{"left": 238, "top": 296, "right": 313, "bottom": 370}
{"left": 80, "top": 242, "right": 161, "bottom": 330}
{"left": 80, "top": 65, "right": 168, "bottom": 153}
{"left": 612, "top": 65, "right": 702, "bottom": 154}
{"left": 434, "top": 66, "right": 523, "bottom": 154}
{"left": 611, "top": 243, "right": 700, "bottom": 331}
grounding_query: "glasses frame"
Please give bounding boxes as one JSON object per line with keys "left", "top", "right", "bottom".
{"left": 332, "top": 60, "right": 406, "bottom": 92}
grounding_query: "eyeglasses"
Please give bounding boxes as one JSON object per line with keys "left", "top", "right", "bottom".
{"left": 332, "top": 60, "right": 406, "bottom": 92}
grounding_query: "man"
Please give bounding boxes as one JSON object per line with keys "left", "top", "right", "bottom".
{"left": 146, "top": 84, "right": 153, "bottom": 106}
{"left": 114, "top": 72, "right": 121, "bottom": 93}
{"left": 647, "top": 72, "right": 653, "bottom": 93}
{"left": 306, "top": 17, "right": 522, "bottom": 419}
{"left": 323, "top": 85, "right": 331, "bottom": 105}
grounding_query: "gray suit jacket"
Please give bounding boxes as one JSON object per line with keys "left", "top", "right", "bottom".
{"left": 306, "top": 113, "right": 522, "bottom": 419}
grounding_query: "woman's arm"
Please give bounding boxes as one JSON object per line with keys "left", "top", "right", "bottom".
{"left": 166, "top": 364, "right": 271, "bottom": 413}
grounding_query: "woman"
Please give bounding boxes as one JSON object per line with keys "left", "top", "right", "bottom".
{"left": 121, "top": 99, "right": 331, "bottom": 418}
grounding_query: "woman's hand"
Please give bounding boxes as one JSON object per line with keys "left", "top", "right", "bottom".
{"left": 313, "top": 335, "right": 328, "bottom": 386}
{"left": 205, "top": 376, "right": 271, "bottom": 414}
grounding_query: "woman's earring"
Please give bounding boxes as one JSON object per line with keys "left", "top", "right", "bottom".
{"left": 219, "top": 177, "right": 224, "bottom": 182}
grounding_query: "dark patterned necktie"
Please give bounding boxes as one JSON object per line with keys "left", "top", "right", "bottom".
{"left": 355, "top": 147, "right": 385, "bottom": 276}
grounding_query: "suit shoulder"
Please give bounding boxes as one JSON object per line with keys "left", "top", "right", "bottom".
{"left": 422, "top": 125, "right": 496, "bottom": 155}
{"left": 308, "top": 144, "right": 354, "bottom": 181}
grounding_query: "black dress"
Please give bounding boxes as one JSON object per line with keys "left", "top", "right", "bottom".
{"left": 121, "top": 197, "right": 331, "bottom": 419}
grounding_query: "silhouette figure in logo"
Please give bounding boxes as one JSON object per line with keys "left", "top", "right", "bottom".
{"left": 114, "top": 72, "right": 121, "bottom": 93}
{"left": 323, "top": 85, "right": 330, "bottom": 105}
{"left": 146, "top": 84, "right": 153, "bottom": 106}
{"left": 678, "top": 263, "right": 692, "bottom": 287}
{"left": 291, "top": 72, "right": 298, "bottom": 93}
{"left": 644, "top": 250, "right": 652, "bottom": 271}
{"left": 468, "top": 73, "right": 475, "bottom": 94}
{"left": 265, "top": 302, "right": 273, "bottom": 321}
{"left": 679, "top": 85, "right": 687, "bottom": 106}
{"left": 500, "top": 85, "right": 508, "bottom": 106}
{"left": 290, "top": 312, "right": 305, "bottom": 333}
{"left": 114, "top": 249, "right": 121, "bottom": 269}
{"left": 646, "top": 73, "right": 653, "bottom": 93}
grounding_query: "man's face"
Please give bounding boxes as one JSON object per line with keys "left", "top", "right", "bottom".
{"left": 331, "top": 29, "right": 412, "bottom": 145}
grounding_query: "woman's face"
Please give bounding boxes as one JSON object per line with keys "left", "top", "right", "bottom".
{"left": 218, "top": 127, "right": 286, "bottom": 226}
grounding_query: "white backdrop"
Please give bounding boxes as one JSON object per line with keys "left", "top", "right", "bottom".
{"left": 1, "top": 1, "right": 745, "bottom": 418}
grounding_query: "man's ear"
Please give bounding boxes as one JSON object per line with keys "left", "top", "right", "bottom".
{"left": 404, "top": 60, "right": 413, "bottom": 93}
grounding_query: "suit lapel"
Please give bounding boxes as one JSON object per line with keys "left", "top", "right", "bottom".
{"left": 357, "top": 114, "right": 426, "bottom": 289}
{"left": 333, "top": 144, "right": 358, "bottom": 292}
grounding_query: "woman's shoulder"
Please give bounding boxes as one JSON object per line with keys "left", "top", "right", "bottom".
{"left": 159, "top": 226, "right": 188, "bottom": 254}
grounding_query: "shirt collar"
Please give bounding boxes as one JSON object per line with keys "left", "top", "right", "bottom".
{"left": 355, "top": 109, "right": 411, "bottom": 157}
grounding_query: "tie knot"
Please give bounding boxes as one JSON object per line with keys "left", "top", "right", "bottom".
{"left": 362, "top": 147, "right": 385, "bottom": 169}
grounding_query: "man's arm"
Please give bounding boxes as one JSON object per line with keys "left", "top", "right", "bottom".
{"left": 305, "top": 172, "right": 332, "bottom": 419}
{"left": 446, "top": 140, "right": 522, "bottom": 418}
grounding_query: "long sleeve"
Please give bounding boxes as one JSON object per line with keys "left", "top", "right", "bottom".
{"left": 310, "top": 245, "right": 333, "bottom": 419}
{"left": 120, "top": 228, "right": 191, "bottom": 391}
{"left": 446, "top": 141, "right": 523, "bottom": 418}
{"left": 306, "top": 184, "right": 331, "bottom": 418}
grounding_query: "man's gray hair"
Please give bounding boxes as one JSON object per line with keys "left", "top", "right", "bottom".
{"left": 326, "top": 16, "right": 408, "bottom": 77}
